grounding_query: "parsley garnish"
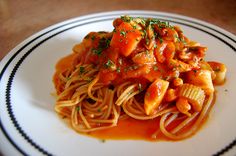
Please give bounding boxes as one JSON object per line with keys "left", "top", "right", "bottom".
{"left": 121, "top": 16, "right": 133, "bottom": 22}
{"left": 158, "top": 37, "right": 163, "bottom": 44}
{"left": 92, "top": 37, "right": 111, "bottom": 56}
{"left": 120, "top": 30, "right": 126, "bottom": 37}
{"left": 92, "top": 48, "right": 103, "bottom": 56}
{"left": 104, "top": 59, "right": 116, "bottom": 70}
{"left": 79, "top": 66, "right": 85, "bottom": 74}
{"left": 148, "top": 18, "right": 173, "bottom": 28}
{"left": 154, "top": 43, "right": 157, "bottom": 48}
{"left": 153, "top": 66, "right": 158, "bottom": 71}
{"left": 116, "top": 67, "right": 121, "bottom": 73}
{"left": 91, "top": 35, "right": 95, "bottom": 40}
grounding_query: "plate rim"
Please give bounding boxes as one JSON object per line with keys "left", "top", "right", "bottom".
{"left": 0, "top": 10, "right": 236, "bottom": 156}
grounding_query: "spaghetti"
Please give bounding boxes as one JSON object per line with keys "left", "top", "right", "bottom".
{"left": 53, "top": 16, "right": 227, "bottom": 140}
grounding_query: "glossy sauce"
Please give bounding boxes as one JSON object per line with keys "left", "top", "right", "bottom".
{"left": 54, "top": 53, "right": 213, "bottom": 141}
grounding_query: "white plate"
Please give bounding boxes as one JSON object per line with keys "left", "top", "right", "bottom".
{"left": 0, "top": 11, "right": 236, "bottom": 156}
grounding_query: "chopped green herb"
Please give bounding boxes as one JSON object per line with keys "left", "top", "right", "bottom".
{"left": 148, "top": 18, "right": 173, "bottom": 29}
{"left": 132, "top": 25, "right": 137, "bottom": 29}
{"left": 153, "top": 43, "right": 157, "bottom": 48}
{"left": 79, "top": 66, "right": 85, "bottom": 74}
{"left": 182, "top": 40, "right": 187, "bottom": 44}
{"left": 141, "top": 30, "right": 147, "bottom": 38}
{"left": 120, "top": 30, "right": 126, "bottom": 37}
{"left": 91, "top": 35, "right": 95, "bottom": 41}
{"left": 174, "top": 34, "right": 187, "bottom": 44}
{"left": 174, "top": 34, "right": 180, "bottom": 42}
{"left": 76, "top": 106, "right": 80, "bottom": 111}
{"left": 158, "top": 37, "right": 163, "bottom": 44}
{"left": 92, "top": 37, "right": 111, "bottom": 56}
{"left": 145, "top": 38, "right": 150, "bottom": 45}
{"left": 105, "top": 59, "right": 115, "bottom": 68}
{"left": 121, "top": 16, "right": 133, "bottom": 22}
{"left": 116, "top": 67, "right": 121, "bottom": 73}
{"left": 153, "top": 66, "right": 158, "bottom": 71}
{"left": 97, "top": 108, "right": 101, "bottom": 112}
{"left": 105, "top": 38, "right": 111, "bottom": 48}
{"left": 92, "top": 48, "right": 103, "bottom": 56}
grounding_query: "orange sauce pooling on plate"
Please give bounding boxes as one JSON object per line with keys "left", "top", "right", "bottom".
{"left": 89, "top": 117, "right": 160, "bottom": 141}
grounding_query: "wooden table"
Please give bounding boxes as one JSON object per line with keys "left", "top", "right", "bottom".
{"left": 0, "top": 0, "right": 236, "bottom": 61}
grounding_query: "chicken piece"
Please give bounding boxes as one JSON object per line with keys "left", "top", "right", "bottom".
{"left": 144, "top": 79, "right": 169, "bottom": 115}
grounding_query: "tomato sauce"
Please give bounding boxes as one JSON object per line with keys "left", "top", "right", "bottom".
{"left": 89, "top": 117, "right": 160, "bottom": 141}
{"left": 53, "top": 16, "right": 223, "bottom": 141}
{"left": 54, "top": 53, "right": 214, "bottom": 141}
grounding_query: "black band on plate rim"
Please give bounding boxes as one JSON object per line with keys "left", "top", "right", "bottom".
{"left": 0, "top": 12, "right": 235, "bottom": 156}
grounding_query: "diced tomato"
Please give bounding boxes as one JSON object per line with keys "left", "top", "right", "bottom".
{"left": 110, "top": 22, "right": 142, "bottom": 57}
